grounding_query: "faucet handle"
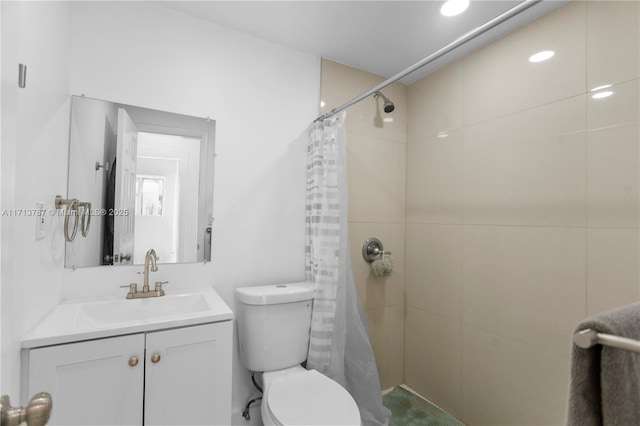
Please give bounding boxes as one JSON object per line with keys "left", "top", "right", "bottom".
{"left": 154, "top": 281, "right": 168, "bottom": 296}
{"left": 119, "top": 283, "right": 138, "bottom": 298}
{"left": 154, "top": 281, "right": 168, "bottom": 290}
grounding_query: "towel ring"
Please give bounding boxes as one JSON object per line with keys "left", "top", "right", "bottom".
{"left": 63, "top": 199, "right": 79, "bottom": 242}
{"left": 79, "top": 202, "right": 92, "bottom": 238}
{"left": 55, "top": 195, "right": 81, "bottom": 242}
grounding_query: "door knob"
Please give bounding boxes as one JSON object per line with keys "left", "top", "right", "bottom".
{"left": 1, "top": 392, "right": 52, "bottom": 426}
{"left": 128, "top": 356, "right": 139, "bottom": 367}
{"left": 151, "top": 353, "right": 161, "bottom": 363}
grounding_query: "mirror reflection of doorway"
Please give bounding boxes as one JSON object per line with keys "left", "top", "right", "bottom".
{"left": 133, "top": 132, "right": 201, "bottom": 265}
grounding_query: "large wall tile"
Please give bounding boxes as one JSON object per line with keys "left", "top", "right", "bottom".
{"left": 587, "top": 123, "right": 639, "bottom": 228}
{"left": 588, "top": 79, "right": 639, "bottom": 130}
{"left": 463, "top": 96, "right": 587, "bottom": 227}
{"left": 406, "top": 224, "right": 462, "bottom": 321}
{"left": 365, "top": 307, "right": 390, "bottom": 389}
{"left": 363, "top": 305, "right": 406, "bottom": 390}
{"left": 347, "top": 133, "right": 406, "bottom": 223}
{"left": 405, "top": 307, "right": 462, "bottom": 418}
{"left": 462, "top": 326, "right": 569, "bottom": 426}
{"left": 587, "top": 0, "right": 639, "bottom": 89}
{"left": 320, "top": 59, "right": 407, "bottom": 143}
{"left": 462, "top": 225, "right": 586, "bottom": 357}
{"left": 587, "top": 228, "right": 640, "bottom": 316}
{"left": 407, "top": 130, "right": 463, "bottom": 224}
{"left": 587, "top": 79, "right": 639, "bottom": 228}
{"left": 463, "top": 1, "right": 586, "bottom": 125}
{"left": 387, "top": 224, "right": 406, "bottom": 307}
{"left": 408, "top": 61, "right": 464, "bottom": 141}
{"left": 387, "top": 304, "right": 405, "bottom": 387}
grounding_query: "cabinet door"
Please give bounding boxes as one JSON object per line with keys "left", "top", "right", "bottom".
{"left": 144, "top": 322, "right": 232, "bottom": 426}
{"left": 25, "top": 333, "right": 144, "bottom": 425}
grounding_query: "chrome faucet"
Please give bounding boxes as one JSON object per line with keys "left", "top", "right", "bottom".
{"left": 120, "top": 249, "right": 167, "bottom": 299}
{"left": 143, "top": 248, "right": 158, "bottom": 293}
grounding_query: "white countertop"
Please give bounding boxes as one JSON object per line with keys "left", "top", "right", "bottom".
{"left": 22, "top": 287, "right": 233, "bottom": 348}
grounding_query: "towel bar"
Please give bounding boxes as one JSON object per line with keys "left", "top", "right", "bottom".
{"left": 574, "top": 328, "right": 640, "bottom": 354}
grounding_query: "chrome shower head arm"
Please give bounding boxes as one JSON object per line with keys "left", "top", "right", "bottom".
{"left": 373, "top": 91, "right": 395, "bottom": 113}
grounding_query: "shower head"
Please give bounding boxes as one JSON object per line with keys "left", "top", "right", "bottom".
{"left": 373, "top": 91, "right": 395, "bottom": 113}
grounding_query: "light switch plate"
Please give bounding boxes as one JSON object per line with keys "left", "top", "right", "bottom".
{"left": 36, "top": 202, "right": 46, "bottom": 240}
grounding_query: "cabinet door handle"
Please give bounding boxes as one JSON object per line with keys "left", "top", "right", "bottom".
{"left": 128, "top": 357, "right": 139, "bottom": 367}
{"left": 150, "top": 353, "right": 161, "bottom": 364}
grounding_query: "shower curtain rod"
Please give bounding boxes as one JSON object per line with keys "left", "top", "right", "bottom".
{"left": 314, "top": 0, "right": 542, "bottom": 123}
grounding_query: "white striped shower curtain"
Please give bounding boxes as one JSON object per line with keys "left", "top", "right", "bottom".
{"left": 304, "top": 114, "right": 391, "bottom": 426}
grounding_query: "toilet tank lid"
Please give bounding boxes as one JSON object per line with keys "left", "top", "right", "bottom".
{"left": 235, "top": 282, "right": 314, "bottom": 305}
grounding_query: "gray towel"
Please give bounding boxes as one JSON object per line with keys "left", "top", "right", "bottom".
{"left": 566, "top": 302, "right": 640, "bottom": 426}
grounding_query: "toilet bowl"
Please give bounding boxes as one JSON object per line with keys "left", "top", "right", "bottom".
{"left": 235, "top": 283, "right": 362, "bottom": 426}
{"left": 260, "top": 366, "right": 361, "bottom": 426}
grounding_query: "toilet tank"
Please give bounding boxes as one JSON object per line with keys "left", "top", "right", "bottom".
{"left": 235, "top": 283, "right": 314, "bottom": 372}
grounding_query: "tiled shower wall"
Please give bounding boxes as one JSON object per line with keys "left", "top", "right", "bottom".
{"left": 320, "top": 59, "right": 407, "bottom": 390}
{"left": 405, "top": 1, "right": 639, "bottom": 425}
{"left": 322, "top": 1, "right": 639, "bottom": 424}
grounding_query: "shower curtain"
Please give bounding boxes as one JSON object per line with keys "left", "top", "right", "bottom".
{"left": 304, "top": 114, "right": 391, "bottom": 426}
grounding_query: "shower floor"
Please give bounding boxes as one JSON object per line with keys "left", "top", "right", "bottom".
{"left": 382, "top": 385, "right": 465, "bottom": 426}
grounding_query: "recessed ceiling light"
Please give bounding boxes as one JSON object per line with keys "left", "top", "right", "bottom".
{"left": 437, "top": 132, "right": 449, "bottom": 138}
{"left": 590, "top": 84, "right": 612, "bottom": 92}
{"left": 528, "top": 50, "right": 555, "bottom": 63}
{"left": 592, "top": 91, "right": 613, "bottom": 99}
{"left": 441, "top": 0, "right": 470, "bottom": 17}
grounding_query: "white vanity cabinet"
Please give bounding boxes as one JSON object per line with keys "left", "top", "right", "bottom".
{"left": 24, "top": 333, "right": 144, "bottom": 425}
{"left": 144, "top": 323, "right": 232, "bottom": 425}
{"left": 23, "top": 321, "right": 232, "bottom": 426}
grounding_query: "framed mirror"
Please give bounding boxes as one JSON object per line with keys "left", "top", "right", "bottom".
{"left": 65, "top": 95, "right": 215, "bottom": 268}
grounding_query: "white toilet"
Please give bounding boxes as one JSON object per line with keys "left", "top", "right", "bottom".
{"left": 235, "top": 282, "right": 361, "bottom": 426}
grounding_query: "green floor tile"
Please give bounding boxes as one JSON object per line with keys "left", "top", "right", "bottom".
{"left": 383, "top": 386, "right": 465, "bottom": 426}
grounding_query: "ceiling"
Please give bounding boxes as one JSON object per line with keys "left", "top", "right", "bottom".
{"left": 160, "top": 1, "right": 565, "bottom": 85}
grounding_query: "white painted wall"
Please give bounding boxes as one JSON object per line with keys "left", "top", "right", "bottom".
{"left": 2, "top": 0, "right": 319, "bottom": 418}
{"left": 1, "top": 0, "right": 72, "bottom": 400}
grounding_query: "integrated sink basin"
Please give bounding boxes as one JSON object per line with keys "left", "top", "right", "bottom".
{"left": 22, "top": 288, "right": 233, "bottom": 348}
{"left": 80, "top": 292, "right": 211, "bottom": 324}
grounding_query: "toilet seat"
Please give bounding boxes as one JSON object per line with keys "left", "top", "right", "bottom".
{"left": 265, "top": 369, "right": 361, "bottom": 425}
